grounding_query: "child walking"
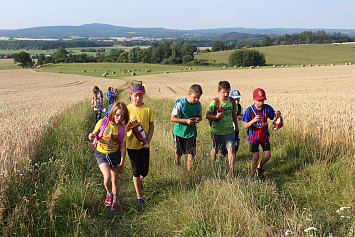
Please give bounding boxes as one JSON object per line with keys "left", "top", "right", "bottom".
{"left": 242, "top": 88, "right": 281, "bottom": 180}
{"left": 171, "top": 84, "right": 203, "bottom": 171}
{"left": 206, "top": 81, "right": 239, "bottom": 171}
{"left": 88, "top": 102, "right": 129, "bottom": 211}
{"left": 126, "top": 84, "right": 154, "bottom": 207}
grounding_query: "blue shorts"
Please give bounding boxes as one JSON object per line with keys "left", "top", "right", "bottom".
{"left": 95, "top": 149, "right": 122, "bottom": 167}
{"left": 211, "top": 133, "right": 235, "bottom": 150}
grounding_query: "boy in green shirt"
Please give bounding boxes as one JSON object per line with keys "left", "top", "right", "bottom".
{"left": 170, "top": 84, "right": 203, "bottom": 171}
{"left": 206, "top": 81, "right": 238, "bottom": 171}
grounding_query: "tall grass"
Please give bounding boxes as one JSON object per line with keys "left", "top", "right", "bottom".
{"left": 1, "top": 94, "right": 353, "bottom": 236}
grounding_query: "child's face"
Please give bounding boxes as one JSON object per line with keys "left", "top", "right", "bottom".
{"left": 254, "top": 99, "right": 265, "bottom": 109}
{"left": 131, "top": 93, "right": 144, "bottom": 106}
{"left": 234, "top": 98, "right": 240, "bottom": 104}
{"left": 187, "top": 92, "right": 201, "bottom": 104}
{"left": 113, "top": 109, "right": 125, "bottom": 124}
{"left": 218, "top": 88, "right": 231, "bottom": 101}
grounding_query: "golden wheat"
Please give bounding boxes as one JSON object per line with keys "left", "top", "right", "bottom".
{"left": 0, "top": 69, "right": 125, "bottom": 191}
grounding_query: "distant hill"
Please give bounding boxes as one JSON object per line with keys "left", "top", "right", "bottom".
{"left": 0, "top": 23, "right": 354, "bottom": 39}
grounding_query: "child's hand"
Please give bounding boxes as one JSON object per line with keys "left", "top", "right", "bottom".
{"left": 216, "top": 111, "right": 224, "bottom": 119}
{"left": 253, "top": 115, "right": 261, "bottom": 123}
{"left": 117, "top": 162, "right": 124, "bottom": 172}
{"left": 88, "top": 133, "right": 96, "bottom": 140}
{"left": 186, "top": 118, "right": 195, "bottom": 125}
{"left": 129, "top": 118, "right": 138, "bottom": 126}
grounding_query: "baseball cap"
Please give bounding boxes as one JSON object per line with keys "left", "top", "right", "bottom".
{"left": 230, "top": 90, "right": 241, "bottom": 98}
{"left": 253, "top": 88, "right": 267, "bottom": 100}
{"left": 130, "top": 84, "right": 145, "bottom": 94}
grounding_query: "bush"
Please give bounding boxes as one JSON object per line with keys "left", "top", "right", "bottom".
{"left": 161, "top": 56, "right": 180, "bottom": 64}
{"left": 182, "top": 55, "right": 194, "bottom": 64}
{"left": 229, "top": 49, "right": 266, "bottom": 67}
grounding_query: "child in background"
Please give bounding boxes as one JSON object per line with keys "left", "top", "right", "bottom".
{"left": 125, "top": 84, "right": 154, "bottom": 207}
{"left": 206, "top": 81, "right": 238, "bottom": 171}
{"left": 106, "top": 87, "right": 114, "bottom": 105}
{"left": 88, "top": 102, "right": 129, "bottom": 211}
{"left": 221, "top": 90, "right": 243, "bottom": 157}
{"left": 242, "top": 88, "right": 281, "bottom": 180}
{"left": 114, "top": 89, "right": 119, "bottom": 101}
{"left": 93, "top": 95, "right": 103, "bottom": 122}
{"left": 171, "top": 84, "right": 203, "bottom": 171}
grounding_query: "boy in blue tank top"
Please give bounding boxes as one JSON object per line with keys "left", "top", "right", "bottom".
{"left": 171, "top": 84, "right": 203, "bottom": 171}
{"left": 242, "top": 88, "right": 281, "bottom": 180}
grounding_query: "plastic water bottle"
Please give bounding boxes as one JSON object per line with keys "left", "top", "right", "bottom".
{"left": 132, "top": 124, "right": 149, "bottom": 148}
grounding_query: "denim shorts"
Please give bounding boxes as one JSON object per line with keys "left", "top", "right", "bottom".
{"left": 211, "top": 132, "right": 235, "bottom": 150}
{"left": 95, "top": 149, "right": 122, "bottom": 167}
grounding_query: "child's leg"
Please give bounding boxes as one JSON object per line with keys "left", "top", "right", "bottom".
{"left": 227, "top": 147, "right": 236, "bottom": 171}
{"left": 133, "top": 176, "right": 143, "bottom": 199}
{"left": 211, "top": 148, "right": 216, "bottom": 162}
{"left": 175, "top": 153, "right": 182, "bottom": 165}
{"left": 187, "top": 154, "right": 194, "bottom": 171}
{"left": 98, "top": 163, "right": 112, "bottom": 193}
{"left": 258, "top": 150, "right": 271, "bottom": 169}
{"left": 110, "top": 167, "right": 120, "bottom": 202}
{"left": 251, "top": 152, "right": 260, "bottom": 175}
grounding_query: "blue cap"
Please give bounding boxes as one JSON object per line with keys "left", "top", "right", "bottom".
{"left": 230, "top": 90, "right": 241, "bottom": 98}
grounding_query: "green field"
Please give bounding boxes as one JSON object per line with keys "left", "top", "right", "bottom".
{"left": 195, "top": 44, "right": 355, "bottom": 66}
{"left": 39, "top": 62, "right": 221, "bottom": 78}
{"left": 2, "top": 87, "right": 354, "bottom": 236}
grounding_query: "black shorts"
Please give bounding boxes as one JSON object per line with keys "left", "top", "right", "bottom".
{"left": 249, "top": 141, "right": 271, "bottom": 153}
{"left": 127, "top": 148, "right": 150, "bottom": 178}
{"left": 95, "top": 149, "right": 122, "bottom": 167}
{"left": 174, "top": 135, "right": 196, "bottom": 156}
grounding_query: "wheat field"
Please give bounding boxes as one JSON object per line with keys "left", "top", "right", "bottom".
{"left": 0, "top": 69, "right": 126, "bottom": 186}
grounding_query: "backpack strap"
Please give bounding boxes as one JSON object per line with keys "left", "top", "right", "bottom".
{"left": 91, "top": 118, "right": 109, "bottom": 150}
{"left": 117, "top": 123, "right": 125, "bottom": 144}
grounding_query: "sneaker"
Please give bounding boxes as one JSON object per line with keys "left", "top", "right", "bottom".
{"left": 105, "top": 193, "right": 113, "bottom": 206}
{"left": 256, "top": 168, "right": 265, "bottom": 180}
{"left": 174, "top": 160, "right": 181, "bottom": 165}
{"left": 111, "top": 201, "right": 120, "bottom": 211}
{"left": 136, "top": 198, "right": 145, "bottom": 207}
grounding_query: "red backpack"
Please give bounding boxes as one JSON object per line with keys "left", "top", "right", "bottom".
{"left": 91, "top": 118, "right": 125, "bottom": 150}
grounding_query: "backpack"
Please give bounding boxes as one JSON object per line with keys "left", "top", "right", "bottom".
{"left": 208, "top": 97, "right": 236, "bottom": 126}
{"left": 236, "top": 104, "right": 242, "bottom": 116}
{"left": 173, "top": 97, "right": 201, "bottom": 118}
{"left": 91, "top": 118, "right": 125, "bottom": 150}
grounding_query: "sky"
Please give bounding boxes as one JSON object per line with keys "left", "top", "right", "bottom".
{"left": 1, "top": 0, "right": 354, "bottom": 30}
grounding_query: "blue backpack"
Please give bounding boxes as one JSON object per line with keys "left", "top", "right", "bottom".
{"left": 173, "top": 97, "right": 201, "bottom": 118}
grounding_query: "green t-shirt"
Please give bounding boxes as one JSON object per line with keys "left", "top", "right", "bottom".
{"left": 207, "top": 98, "right": 237, "bottom": 135}
{"left": 172, "top": 100, "right": 202, "bottom": 138}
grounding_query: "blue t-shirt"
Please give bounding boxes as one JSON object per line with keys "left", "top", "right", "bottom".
{"left": 107, "top": 92, "right": 114, "bottom": 101}
{"left": 242, "top": 104, "right": 275, "bottom": 144}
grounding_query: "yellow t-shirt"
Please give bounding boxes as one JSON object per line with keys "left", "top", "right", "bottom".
{"left": 94, "top": 119, "right": 127, "bottom": 154}
{"left": 127, "top": 103, "right": 154, "bottom": 149}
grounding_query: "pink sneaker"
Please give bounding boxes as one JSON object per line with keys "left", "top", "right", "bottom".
{"left": 111, "top": 201, "right": 120, "bottom": 211}
{"left": 105, "top": 194, "right": 113, "bottom": 206}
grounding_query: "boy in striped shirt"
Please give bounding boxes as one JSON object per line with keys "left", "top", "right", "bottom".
{"left": 242, "top": 88, "right": 281, "bottom": 179}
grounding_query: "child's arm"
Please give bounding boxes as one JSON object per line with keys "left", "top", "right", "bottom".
{"left": 170, "top": 115, "right": 196, "bottom": 125}
{"left": 147, "top": 122, "right": 154, "bottom": 144}
{"left": 243, "top": 115, "right": 261, "bottom": 129}
{"left": 232, "top": 112, "right": 239, "bottom": 132}
{"left": 206, "top": 111, "right": 224, "bottom": 121}
{"left": 126, "top": 118, "right": 138, "bottom": 132}
{"left": 117, "top": 141, "right": 126, "bottom": 171}
{"left": 88, "top": 129, "right": 99, "bottom": 140}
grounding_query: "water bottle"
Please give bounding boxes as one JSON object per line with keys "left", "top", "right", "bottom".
{"left": 132, "top": 124, "right": 149, "bottom": 148}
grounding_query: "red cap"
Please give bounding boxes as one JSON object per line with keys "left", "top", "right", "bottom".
{"left": 253, "top": 88, "right": 267, "bottom": 100}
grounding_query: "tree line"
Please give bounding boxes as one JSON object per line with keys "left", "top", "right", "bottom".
{"left": 0, "top": 40, "right": 114, "bottom": 50}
